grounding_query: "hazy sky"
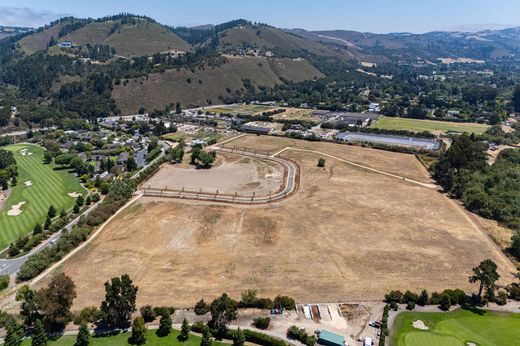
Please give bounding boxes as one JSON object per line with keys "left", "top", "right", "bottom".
{"left": 1, "top": 0, "right": 520, "bottom": 33}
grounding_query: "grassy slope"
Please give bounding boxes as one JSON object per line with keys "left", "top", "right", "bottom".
{"left": 0, "top": 144, "right": 84, "bottom": 248}
{"left": 391, "top": 308, "right": 520, "bottom": 346}
{"left": 371, "top": 116, "right": 490, "bottom": 134}
{"left": 62, "top": 22, "right": 113, "bottom": 46}
{"left": 105, "top": 22, "right": 192, "bottom": 57}
{"left": 62, "top": 20, "right": 191, "bottom": 58}
{"left": 21, "top": 329, "right": 228, "bottom": 346}
{"left": 112, "top": 55, "right": 322, "bottom": 113}
{"left": 219, "top": 26, "right": 348, "bottom": 58}
{"left": 18, "top": 23, "right": 67, "bottom": 55}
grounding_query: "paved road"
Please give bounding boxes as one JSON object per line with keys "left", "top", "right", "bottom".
{"left": 142, "top": 147, "right": 299, "bottom": 204}
{"left": 0, "top": 127, "right": 55, "bottom": 137}
{"left": 0, "top": 140, "right": 170, "bottom": 276}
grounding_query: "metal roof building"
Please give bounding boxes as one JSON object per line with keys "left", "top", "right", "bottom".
{"left": 318, "top": 330, "right": 345, "bottom": 346}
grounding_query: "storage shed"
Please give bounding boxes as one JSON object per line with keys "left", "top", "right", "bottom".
{"left": 318, "top": 330, "right": 345, "bottom": 346}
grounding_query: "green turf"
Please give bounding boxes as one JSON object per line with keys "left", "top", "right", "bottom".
{"left": 371, "top": 116, "right": 490, "bottom": 134}
{"left": 391, "top": 308, "right": 520, "bottom": 346}
{"left": 20, "top": 329, "right": 228, "bottom": 346}
{"left": 0, "top": 144, "right": 84, "bottom": 249}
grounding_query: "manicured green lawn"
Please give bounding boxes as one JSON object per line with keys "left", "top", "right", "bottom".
{"left": 20, "top": 329, "right": 229, "bottom": 346}
{"left": 0, "top": 144, "right": 84, "bottom": 249}
{"left": 391, "top": 308, "right": 520, "bottom": 346}
{"left": 371, "top": 116, "right": 490, "bottom": 134}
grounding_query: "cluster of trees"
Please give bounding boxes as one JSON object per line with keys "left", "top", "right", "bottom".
{"left": 0, "top": 148, "right": 17, "bottom": 190}
{"left": 385, "top": 259, "right": 517, "bottom": 313}
{"left": 434, "top": 134, "right": 520, "bottom": 235}
{"left": 191, "top": 145, "right": 216, "bottom": 168}
{"left": 237, "top": 289, "right": 296, "bottom": 310}
{"left": 286, "top": 326, "right": 316, "bottom": 346}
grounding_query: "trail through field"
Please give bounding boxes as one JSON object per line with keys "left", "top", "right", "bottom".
{"left": 273, "top": 147, "right": 438, "bottom": 189}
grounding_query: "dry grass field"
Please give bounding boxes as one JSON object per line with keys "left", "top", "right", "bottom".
{"left": 46, "top": 136, "right": 515, "bottom": 310}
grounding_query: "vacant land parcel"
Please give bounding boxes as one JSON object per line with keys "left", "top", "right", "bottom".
{"left": 50, "top": 136, "right": 514, "bottom": 309}
{"left": 371, "top": 116, "right": 490, "bottom": 134}
{"left": 0, "top": 144, "right": 84, "bottom": 248}
{"left": 391, "top": 309, "right": 520, "bottom": 346}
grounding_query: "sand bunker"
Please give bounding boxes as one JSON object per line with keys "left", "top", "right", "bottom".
{"left": 467, "top": 343, "right": 477, "bottom": 346}
{"left": 24, "top": 181, "right": 33, "bottom": 187}
{"left": 20, "top": 149, "right": 32, "bottom": 156}
{"left": 68, "top": 192, "right": 82, "bottom": 198}
{"left": 412, "top": 320, "right": 429, "bottom": 330}
{"left": 7, "top": 201, "right": 26, "bottom": 216}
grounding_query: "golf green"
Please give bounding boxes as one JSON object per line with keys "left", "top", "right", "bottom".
{"left": 0, "top": 143, "right": 84, "bottom": 249}
{"left": 391, "top": 308, "right": 520, "bottom": 346}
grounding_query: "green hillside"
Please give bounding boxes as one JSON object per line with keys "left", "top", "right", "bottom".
{"left": 112, "top": 55, "right": 323, "bottom": 113}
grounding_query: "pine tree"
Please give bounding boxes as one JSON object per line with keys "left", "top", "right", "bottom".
{"left": 157, "top": 311, "right": 172, "bottom": 337}
{"left": 44, "top": 216, "right": 52, "bottom": 230}
{"left": 233, "top": 328, "right": 245, "bottom": 346}
{"left": 131, "top": 317, "right": 147, "bottom": 345}
{"left": 179, "top": 318, "right": 189, "bottom": 341}
{"left": 33, "top": 224, "right": 43, "bottom": 235}
{"left": 47, "top": 205, "right": 56, "bottom": 218}
{"left": 200, "top": 325, "right": 212, "bottom": 346}
{"left": 75, "top": 321, "right": 90, "bottom": 346}
{"left": 4, "top": 321, "right": 22, "bottom": 346}
{"left": 31, "top": 320, "right": 47, "bottom": 346}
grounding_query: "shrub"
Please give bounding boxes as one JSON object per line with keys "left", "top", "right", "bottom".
{"left": 191, "top": 321, "right": 206, "bottom": 333}
{"left": 317, "top": 158, "right": 325, "bottom": 167}
{"left": 0, "top": 275, "right": 9, "bottom": 291}
{"left": 495, "top": 291, "right": 508, "bottom": 306}
{"left": 273, "top": 295, "right": 295, "bottom": 310}
{"left": 439, "top": 294, "right": 451, "bottom": 311}
{"left": 253, "top": 317, "right": 270, "bottom": 330}
{"left": 74, "top": 306, "right": 102, "bottom": 325}
{"left": 140, "top": 305, "right": 156, "bottom": 322}
{"left": 153, "top": 306, "right": 175, "bottom": 317}
{"left": 403, "top": 290, "right": 419, "bottom": 304}
{"left": 194, "top": 299, "right": 210, "bottom": 315}
{"left": 286, "top": 326, "right": 315, "bottom": 346}
{"left": 384, "top": 290, "right": 404, "bottom": 303}
{"left": 406, "top": 301, "right": 415, "bottom": 310}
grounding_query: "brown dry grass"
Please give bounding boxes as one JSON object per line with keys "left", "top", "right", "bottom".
{"left": 112, "top": 57, "right": 321, "bottom": 113}
{"left": 227, "top": 135, "right": 433, "bottom": 183}
{"left": 44, "top": 136, "right": 515, "bottom": 310}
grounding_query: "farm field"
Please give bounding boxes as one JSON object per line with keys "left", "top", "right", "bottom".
{"left": 371, "top": 116, "right": 490, "bottom": 134}
{"left": 45, "top": 135, "right": 515, "bottom": 309}
{"left": 390, "top": 308, "right": 520, "bottom": 346}
{"left": 20, "top": 329, "right": 228, "bottom": 346}
{"left": 0, "top": 144, "right": 84, "bottom": 249}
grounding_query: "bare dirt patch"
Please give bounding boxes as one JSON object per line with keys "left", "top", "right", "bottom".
{"left": 47, "top": 138, "right": 515, "bottom": 310}
{"left": 145, "top": 152, "right": 284, "bottom": 196}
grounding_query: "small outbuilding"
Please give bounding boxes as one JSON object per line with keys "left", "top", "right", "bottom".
{"left": 318, "top": 330, "right": 345, "bottom": 346}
